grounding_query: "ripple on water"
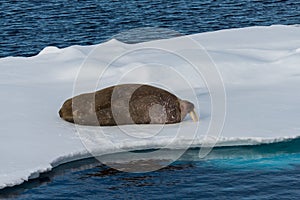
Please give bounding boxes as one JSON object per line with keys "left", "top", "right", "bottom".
{"left": 1, "top": 0, "right": 300, "bottom": 57}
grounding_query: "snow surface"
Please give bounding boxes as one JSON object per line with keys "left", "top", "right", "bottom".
{"left": 1, "top": 25, "right": 300, "bottom": 189}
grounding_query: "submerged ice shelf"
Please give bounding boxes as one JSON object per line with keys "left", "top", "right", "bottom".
{"left": 1, "top": 25, "right": 300, "bottom": 189}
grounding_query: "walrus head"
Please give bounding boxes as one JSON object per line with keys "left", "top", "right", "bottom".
{"left": 179, "top": 100, "right": 199, "bottom": 122}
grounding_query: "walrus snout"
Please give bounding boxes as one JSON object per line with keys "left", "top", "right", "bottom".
{"left": 179, "top": 100, "right": 199, "bottom": 122}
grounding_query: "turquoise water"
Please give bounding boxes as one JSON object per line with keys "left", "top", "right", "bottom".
{"left": 1, "top": 0, "right": 300, "bottom": 199}
{"left": 2, "top": 139, "right": 300, "bottom": 199}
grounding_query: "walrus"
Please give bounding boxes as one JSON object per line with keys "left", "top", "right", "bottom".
{"left": 59, "top": 84, "right": 198, "bottom": 126}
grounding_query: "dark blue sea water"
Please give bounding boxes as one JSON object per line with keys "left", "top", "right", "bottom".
{"left": 2, "top": 139, "right": 300, "bottom": 199}
{"left": 1, "top": 0, "right": 300, "bottom": 58}
{"left": 1, "top": 0, "right": 300, "bottom": 199}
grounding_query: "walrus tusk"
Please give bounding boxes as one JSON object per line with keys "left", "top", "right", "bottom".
{"left": 189, "top": 109, "right": 199, "bottom": 122}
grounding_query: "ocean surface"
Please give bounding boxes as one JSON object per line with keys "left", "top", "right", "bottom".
{"left": 1, "top": 0, "right": 300, "bottom": 199}
{"left": 2, "top": 139, "right": 300, "bottom": 199}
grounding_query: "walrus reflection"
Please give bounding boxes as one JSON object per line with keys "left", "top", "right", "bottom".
{"left": 59, "top": 84, "right": 198, "bottom": 126}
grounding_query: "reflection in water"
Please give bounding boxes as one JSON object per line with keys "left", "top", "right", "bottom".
{"left": 1, "top": 138, "right": 300, "bottom": 199}
{"left": 81, "top": 160, "right": 195, "bottom": 189}
{"left": 83, "top": 164, "right": 121, "bottom": 178}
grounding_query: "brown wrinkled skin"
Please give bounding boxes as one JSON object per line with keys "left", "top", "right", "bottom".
{"left": 59, "top": 84, "right": 194, "bottom": 126}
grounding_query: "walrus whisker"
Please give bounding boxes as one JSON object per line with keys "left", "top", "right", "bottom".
{"left": 189, "top": 109, "right": 199, "bottom": 122}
